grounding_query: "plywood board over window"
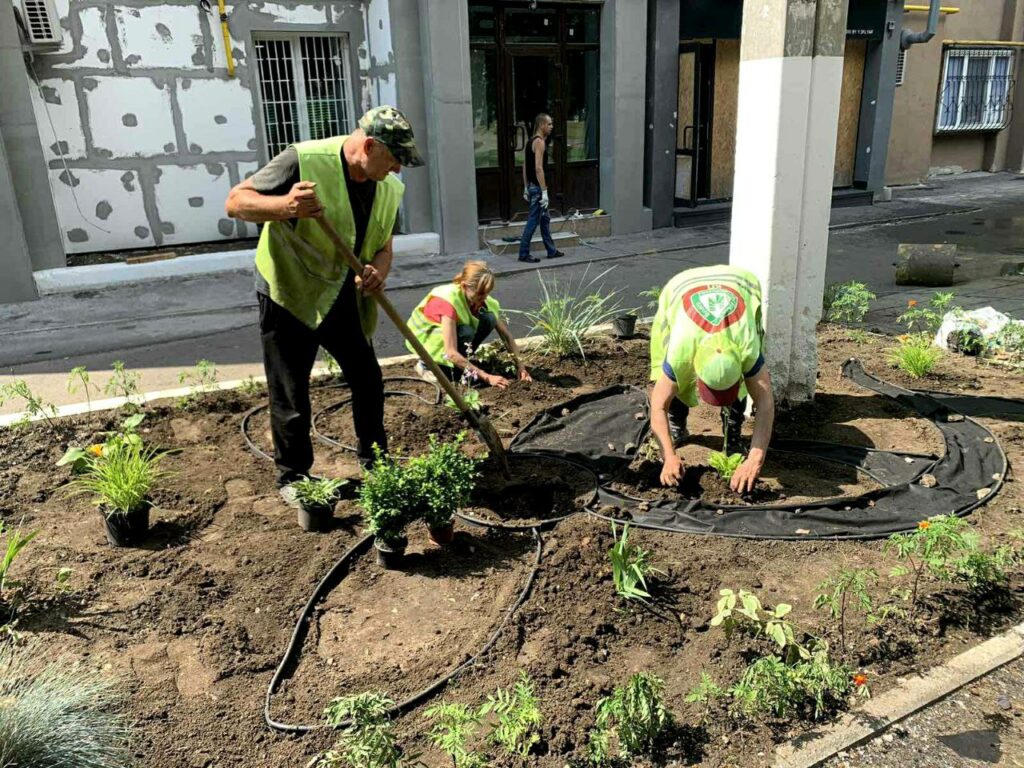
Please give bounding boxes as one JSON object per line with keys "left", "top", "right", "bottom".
{"left": 834, "top": 39, "right": 867, "bottom": 188}
{"left": 710, "top": 39, "right": 739, "bottom": 200}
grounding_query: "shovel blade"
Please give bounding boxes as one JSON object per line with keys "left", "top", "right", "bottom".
{"left": 465, "top": 410, "right": 511, "bottom": 479}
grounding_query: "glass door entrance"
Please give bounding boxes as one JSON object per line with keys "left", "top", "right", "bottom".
{"left": 469, "top": 3, "right": 600, "bottom": 223}
{"left": 675, "top": 42, "right": 715, "bottom": 207}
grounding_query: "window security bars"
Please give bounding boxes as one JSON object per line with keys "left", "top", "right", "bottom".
{"left": 937, "top": 48, "right": 1015, "bottom": 133}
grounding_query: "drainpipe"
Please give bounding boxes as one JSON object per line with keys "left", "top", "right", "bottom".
{"left": 901, "top": 0, "right": 941, "bottom": 49}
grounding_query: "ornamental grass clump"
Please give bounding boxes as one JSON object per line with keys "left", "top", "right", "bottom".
{"left": 888, "top": 334, "right": 941, "bottom": 378}
{"left": 0, "top": 521, "right": 38, "bottom": 619}
{"left": 0, "top": 644, "right": 130, "bottom": 768}
{"left": 511, "top": 265, "right": 623, "bottom": 359}
{"left": 69, "top": 439, "right": 164, "bottom": 517}
{"left": 608, "top": 522, "right": 663, "bottom": 602}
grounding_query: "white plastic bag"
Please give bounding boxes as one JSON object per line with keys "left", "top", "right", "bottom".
{"left": 934, "top": 307, "right": 1011, "bottom": 351}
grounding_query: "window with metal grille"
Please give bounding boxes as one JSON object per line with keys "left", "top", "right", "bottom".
{"left": 937, "top": 47, "right": 1015, "bottom": 133}
{"left": 895, "top": 48, "right": 906, "bottom": 87}
{"left": 252, "top": 34, "right": 355, "bottom": 159}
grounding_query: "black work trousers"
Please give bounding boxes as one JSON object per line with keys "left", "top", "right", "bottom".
{"left": 258, "top": 274, "right": 386, "bottom": 486}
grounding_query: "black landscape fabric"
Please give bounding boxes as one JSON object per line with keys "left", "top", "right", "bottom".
{"left": 510, "top": 362, "right": 1009, "bottom": 540}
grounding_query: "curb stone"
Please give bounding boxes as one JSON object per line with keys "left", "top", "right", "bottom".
{"left": 774, "top": 622, "right": 1024, "bottom": 768}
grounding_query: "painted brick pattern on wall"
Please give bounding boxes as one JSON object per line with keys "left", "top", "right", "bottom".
{"left": 22, "top": 0, "right": 396, "bottom": 255}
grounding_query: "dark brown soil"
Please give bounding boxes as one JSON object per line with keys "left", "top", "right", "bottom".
{"left": 463, "top": 454, "right": 597, "bottom": 525}
{"left": 1, "top": 326, "right": 1022, "bottom": 768}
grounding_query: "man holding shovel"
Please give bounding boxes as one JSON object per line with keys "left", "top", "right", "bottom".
{"left": 225, "top": 106, "right": 423, "bottom": 499}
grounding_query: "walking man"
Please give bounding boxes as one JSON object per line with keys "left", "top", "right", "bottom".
{"left": 517, "top": 113, "right": 565, "bottom": 264}
{"left": 224, "top": 106, "right": 423, "bottom": 499}
{"left": 648, "top": 265, "right": 776, "bottom": 493}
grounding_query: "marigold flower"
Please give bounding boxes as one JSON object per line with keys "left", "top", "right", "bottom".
{"left": 88, "top": 444, "right": 104, "bottom": 457}
{"left": 918, "top": 520, "right": 931, "bottom": 530}
{"left": 853, "top": 673, "right": 868, "bottom": 687}
{"left": 908, "top": 299, "right": 918, "bottom": 307}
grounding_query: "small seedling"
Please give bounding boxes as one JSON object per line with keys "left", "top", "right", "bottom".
{"left": 888, "top": 334, "right": 941, "bottom": 379}
{"left": 54, "top": 567, "right": 74, "bottom": 596}
{"left": 639, "top": 286, "right": 662, "bottom": 311}
{"left": 319, "top": 692, "right": 405, "bottom": 768}
{"left": 588, "top": 672, "right": 673, "bottom": 765}
{"left": 0, "top": 644, "right": 130, "bottom": 768}
{"left": 177, "top": 359, "right": 218, "bottom": 407}
{"left": 321, "top": 348, "right": 341, "bottom": 377}
{"left": 0, "top": 380, "right": 59, "bottom": 432}
{"left": 484, "top": 671, "right": 542, "bottom": 760}
{"left": 103, "top": 360, "right": 142, "bottom": 407}
{"left": 711, "top": 588, "right": 806, "bottom": 662}
{"left": 813, "top": 568, "right": 878, "bottom": 651}
{"left": 472, "top": 342, "right": 518, "bottom": 378}
{"left": 897, "top": 292, "right": 958, "bottom": 335}
{"left": 608, "top": 522, "right": 663, "bottom": 602}
{"left": 822, "top": 281, "right": 876, "bottom": 324}
{"left": 885, "top": 515, "right": 973, "bottom": 619}
{"left": 445, "top": 365, "right": 483, "bottom": 412}
{"left": 67, "top": 366, "right": 94, "bottom": 413}
{"left": 424, "top": 701, "right": 486, "bottom": 768}
{"left": 848, "top": 329, "right": 870, "bottom": 345}
{"left": 685, "top": 673, "right": 725, "bottom": 723}
{"left": 239, "top": 376, "right": 264, "bottom": 396}
{"left": 0, "top": 521, "right": 38, "bottom": 611}
{"left": 708, "top": 451, "right": 743, "bottom": 481}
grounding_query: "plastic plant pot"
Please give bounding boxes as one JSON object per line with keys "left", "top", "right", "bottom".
{"left": 100, "top": 503, "right": 150, "bottom": 547}
{"left": 427, "top": 521, "right": 455, "bottom": 546}
{"left": 297, "top": 501, "right": 334, "bottom": 533}
{"left": 374, "top": 536, "right": 408, "bottom": 569}
{"left": 612, "top": 314, "right": 638, "bottom": 339}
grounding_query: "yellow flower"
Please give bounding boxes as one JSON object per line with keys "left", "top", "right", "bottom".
{"left": 88, "top": 444, "right": 104, "bottom": 457}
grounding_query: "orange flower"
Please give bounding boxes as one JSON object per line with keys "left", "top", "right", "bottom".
{"left": 908, "top": 299, "right": 918, "bottom": 307}
{"left": 853, "top": 673, "right": 868, "bottom": 687}
{"left": 918, "top": 520, "right": 931, "bottom": 530}
{"left": 88, "top": 444, "right": 104, "bottom": 457}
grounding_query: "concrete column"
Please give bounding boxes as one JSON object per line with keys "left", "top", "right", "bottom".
{"left": 985, "top": 0, "right": 1024, "bottom": 171}
{"left": 729, "top": 0, "right": 850, "bottom": 404}
{"left": 643, "top": 0, "right": 680, "bottom": 229}
{"left": 390, "top": 0, "right": 434, "bottom": 235}
{"left": 854, "top": 0, "right": 903, "bottom": 192}
{"left": 0, "top": 5, "right": 64, "bottom": 275}
{"left": 417, "top": 0, "right": 478, "bottom": 254}
{"left": 0, "top": 132, "right": 38, "bottom": 303}
{"left": 600, "top": 0, "right": 651, "bottom": 235}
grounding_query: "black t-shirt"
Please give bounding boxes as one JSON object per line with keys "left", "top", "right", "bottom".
{"left": 524, "top": 136, "right": 547, "bottom": 187}
{"left": 250, "top": 144, "right": 395, "bottom": 296}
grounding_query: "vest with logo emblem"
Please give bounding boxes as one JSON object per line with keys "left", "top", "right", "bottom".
{"left": 649, "top": 265, "right": 764, "bottom": 407}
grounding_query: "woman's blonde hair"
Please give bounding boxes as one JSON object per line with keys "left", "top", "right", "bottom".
{"left": 453, "top": 260, "right": 495, "bottom": 295}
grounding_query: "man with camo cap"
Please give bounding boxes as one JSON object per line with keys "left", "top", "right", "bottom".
{"left": 225, "top": 105, "right": 423, "bottom": 507}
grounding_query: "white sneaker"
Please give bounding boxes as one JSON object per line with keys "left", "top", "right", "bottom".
{"left": 415, "top": 360, "right": 438, "bottom": 384}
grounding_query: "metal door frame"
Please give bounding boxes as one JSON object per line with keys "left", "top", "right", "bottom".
{"left": 675, "top": 41, "right": 715, "bottom": 207}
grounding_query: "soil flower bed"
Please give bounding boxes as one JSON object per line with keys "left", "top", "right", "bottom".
{"left": 0, "top": 326, "right": 1022, "bottom": 767}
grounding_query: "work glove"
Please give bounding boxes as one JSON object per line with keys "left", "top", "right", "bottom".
{"left": 540, "top": 189, "right": 549, "bottom": 209}
{"left": 522, "top": 187, "right": 529, "bottom": 203}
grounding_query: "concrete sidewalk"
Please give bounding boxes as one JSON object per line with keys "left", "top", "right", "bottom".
{"left": 1, "top": 171, "right": 1022, "bottom": 416}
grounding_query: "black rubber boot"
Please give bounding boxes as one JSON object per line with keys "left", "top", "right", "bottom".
{"left": 668, "top": 399, "right": 690, "bottom": 448}
{"left": 721, "top": 398, "right": 747, "bottom": 455}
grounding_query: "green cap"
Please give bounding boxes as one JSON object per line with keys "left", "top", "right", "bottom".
{"left": 358, "top": 105, "right": 424, "bottom": 167}
{"left": 694, "top": 335, "right": 743, "bottom": 406}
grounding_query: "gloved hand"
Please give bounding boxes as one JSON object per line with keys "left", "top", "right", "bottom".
{"left": 540, "top": 189, "right": 549, "bottom": 209}
{"left": 522, "top": 187, "right": 529, "bottom": 203}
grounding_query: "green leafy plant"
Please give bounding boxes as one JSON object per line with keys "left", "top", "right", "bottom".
{"left": 321, "top": 348, "right": 341, "bottom": 377}
{"left": 0, "top": 521, "right": 38, "bottom": 613}
{"left": 359, "top": 446, "right": 419, "bottom": 546}
{"left": 54, "top": 567, "right": 74, "bottom": 596}
{"left": 822, "top": 281, "right": 876, "bottom": 324}
{"left": 67, "top": 366, "right": 94, "bottom": 413}
{"left": 813, "top": 568, "right": 878, "bottom": 651}
{"left": 685, "top": 673, "right": 725, "bottom": 723}
{"left": 711, "top": 588, "right": 805, "bottom": 662}
{"left": 319, "top": 692, "right": 406, "bottom": 768}
{"left": 292, "top": 477, "right": 348, "bottom": 508}
{"left": 510, "top": 265, "right": 623, "bottom": 359}
{"left": 472, "top": 342, "right": 518, "bottom": 378}
{"left": 993, "top": 320, "right": 1024, "bottom": 368}
{"left": 484, "top": 671, "right": 542, "bottom": 760}
{"left": 408, "top": 433, "right": 478, "bottom": 530}
{"left": 897, "top": 292, "right": 957, "bottom": 335}
{"left": 0, "top": 643, "right": 130, "bottom": 768}
{"left": 848, "top": 329, "right": 871, "bottom": 345}
{"left": 639, "top": 286, "right": 662, "bottom": 311}
{"left": 885, "top": 515, "right": 973, "bottom": 618}
{"left": 424, "top": 701, "right": 487, "bottom": 768}
{"left": 239, "top": 375, "right": 264, "bottom": 396}
{"left": 177, "top": 359, "right": 218, "bottom": 407}
{"left": 708, "top": 451, "right": 743, "bottom": 481}
{"left": 608, "top": 522, "right": 663, "bottom": 602}
{"left": 588, "top": 672, "right": 673, "bottom": 765}
{"left": 68, "top": 439, "right": 165, "bottom": 517}
{"left": 951, "top": 548, "right": 1010, "bottom": 593}
{"left": 0, "top": 380, "right": 59, "bottom": 432}
{"left": 888, "top": 334, "right": 941, "bottom": 378}
{"left": 445, "top": 368, "right": 483, "bottom": 412}
{"left": 57, "top": 413, "right": 146, "bottom": 475}
{"left": 103, "top": 360, "right": 142, "bottom": 407}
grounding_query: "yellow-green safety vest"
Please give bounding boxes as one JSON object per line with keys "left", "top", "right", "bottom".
{"left": 649, "top": 265, "right": 765, "bottom": 407}
{"left": 406, "top": 282, "right": 502, "bottom": 364}
{"left": 254, "top": 136, "right": 404, "bottom": 335}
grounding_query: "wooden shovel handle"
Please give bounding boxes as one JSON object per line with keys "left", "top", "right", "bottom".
{"left": 312, "top": 215, "right": 475, "bottom": 414}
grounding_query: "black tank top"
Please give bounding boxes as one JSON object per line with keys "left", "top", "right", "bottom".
{"left": 525, "top": 135, "right": 546, "bottom": 186}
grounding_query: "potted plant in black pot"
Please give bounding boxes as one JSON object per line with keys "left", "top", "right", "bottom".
{"left": 291, "top": 477, "right": 347, "bottom": 532}
{"left": 409, "top": 433, "right": 479, "bottom": 547}
{"left": 612, "top": 306, "right": 640, "bottom": 339}
{"left": 359, "top": 448, "right": 418, "bottom": 569}
{"left": 68, "top": 438, "right": 165, "bottom": 547}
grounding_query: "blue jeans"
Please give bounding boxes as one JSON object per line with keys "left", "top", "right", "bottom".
{"left": 518, "top": 184, "right": 557, "bottom": 259}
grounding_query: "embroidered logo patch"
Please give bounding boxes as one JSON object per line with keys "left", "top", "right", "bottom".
{"left": 682, "top": 284, "right": 746, "bottom": 333}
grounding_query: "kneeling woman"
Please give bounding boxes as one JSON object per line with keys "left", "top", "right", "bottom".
{"left": 407, "top": 260, "right": 532, "bottom": 389}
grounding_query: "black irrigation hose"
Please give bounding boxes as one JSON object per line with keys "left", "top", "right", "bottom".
{"left": 264, "top": 527, "right": 544, "bottom": 734}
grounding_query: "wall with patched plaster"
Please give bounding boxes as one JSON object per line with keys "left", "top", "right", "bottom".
{"left": 19, "top": 0, "right": 397, "bottom": 255}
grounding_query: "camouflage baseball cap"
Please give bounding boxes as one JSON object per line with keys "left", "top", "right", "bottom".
{"left": 358, "top": 105, "right": 424, "bottom": 167}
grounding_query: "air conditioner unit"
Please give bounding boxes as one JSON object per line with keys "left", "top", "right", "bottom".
{"left": 18, "top": 0, "right": 63, "bottom": 46}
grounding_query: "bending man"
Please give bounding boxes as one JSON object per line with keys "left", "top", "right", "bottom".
{"left": 407, "top": 260, "right": 531, "bottom": 389}
{"left": 648, "top": 265, "right": 775, "bottom": 493}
